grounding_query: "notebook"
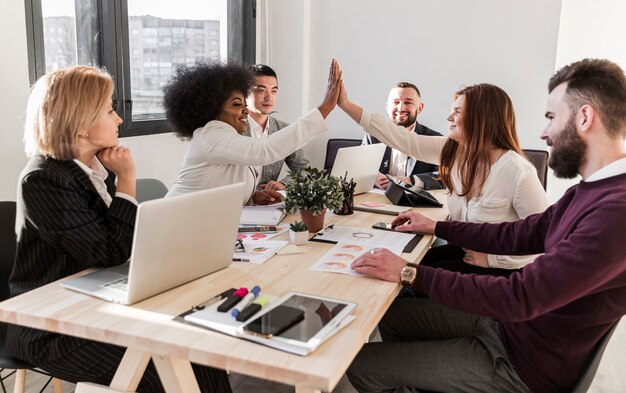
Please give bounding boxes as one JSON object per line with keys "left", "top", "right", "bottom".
{"left": 61, "top": 182, "right": 246, "bottom": 305}
{"left": 330, "top": 143, "right": 386, "bottom": 194}
{"left": 239, "top": 202, "right": 286, "bottom": 225}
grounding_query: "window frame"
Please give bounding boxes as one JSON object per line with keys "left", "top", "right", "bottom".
{"left": 25, "top": 0, "right": 256, "bottom": 137}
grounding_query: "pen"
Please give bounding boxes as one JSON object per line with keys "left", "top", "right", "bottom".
{"left": 231, "top": 286, "right": 261, "bottom": 318}
{"left": 232, "top": 258, "right": 251, "bottom": 262}
{"left": 191, "top": 288, "right": 236, "bottom": 311}
{"left": 316, "top": 224, "right": 334, "bottom": 236}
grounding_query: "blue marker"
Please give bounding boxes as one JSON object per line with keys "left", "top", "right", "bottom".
{"left": 231, "top": 286, "right": 261, "bottom": 318}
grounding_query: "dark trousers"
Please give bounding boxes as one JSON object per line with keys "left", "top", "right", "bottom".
{"left": 346, "top": 299, "right": 531, "bottom": 393}
{"left": 38, "top": 337, "right": 232, "bottom": 393}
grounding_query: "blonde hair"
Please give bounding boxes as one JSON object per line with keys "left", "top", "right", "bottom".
{"left": 24, "top": 66, "right": 114, "bottom": 160}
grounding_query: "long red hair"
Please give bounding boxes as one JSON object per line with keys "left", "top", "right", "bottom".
{"left": 439, "top": 84, "right": 524, "bottom": 197}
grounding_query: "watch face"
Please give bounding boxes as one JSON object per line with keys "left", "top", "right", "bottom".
{"left": 401, "top": 265, "right": 416, "bottom": 284}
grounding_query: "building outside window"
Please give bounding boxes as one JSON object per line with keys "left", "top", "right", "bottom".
{"left": 26, "top": 0, "right": 256, "bottom": 136}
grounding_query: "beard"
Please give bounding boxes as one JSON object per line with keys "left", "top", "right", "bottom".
{"left": 547, "top": 117, "right": 586, "bottom": 179}
{"left": 393, "top": 112, "right": 417, "bottom": 128}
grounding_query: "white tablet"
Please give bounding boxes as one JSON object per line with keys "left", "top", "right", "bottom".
{"left": 239, "top": 291, "right": 357, "bottom": 354}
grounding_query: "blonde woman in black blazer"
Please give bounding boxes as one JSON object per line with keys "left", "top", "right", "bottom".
{"left": 8, "top": 66, "right": 232, "bottom": 392}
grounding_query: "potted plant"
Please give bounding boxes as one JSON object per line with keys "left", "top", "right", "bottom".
{"left": 288, "top": 221, "right": 309, "bottom": 245}
{"left": 282, "top": 167, "right": 344, "bottom": 232}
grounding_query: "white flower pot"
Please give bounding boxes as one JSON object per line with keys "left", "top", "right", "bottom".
{"left": 289, "top": 229, "right": 308, "bottom": 245}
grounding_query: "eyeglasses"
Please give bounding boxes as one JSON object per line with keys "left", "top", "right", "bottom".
{"left": 234, "top": 238, "right": 245, "bottom": 253}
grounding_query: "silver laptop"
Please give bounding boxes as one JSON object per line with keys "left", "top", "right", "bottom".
{"left": 330, "top": 143, "right": 386, "bottom": 194}
{"left": 61, "top": 182, "right": 246, "bottom": 305}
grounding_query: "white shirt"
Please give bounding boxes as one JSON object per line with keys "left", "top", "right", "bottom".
{"left": 167, "top": 109, "right": 327, "bottom": 205}
{"left": 73, "top": 158, "right": 137, "bottom": 207}
{"left": 248, "top": 115, "right": 270, "bottom": 138}
{"left": 585, "top": 157, "right": 626, "bottom": 181}
{"left": 388, "top": 124, "right": 415, "bottom": 178}
{"left": 359, "top": 110, "right": 550, "bottom": 269}
{"left": 247, "top": 116, "right": 269, "bottom": 178}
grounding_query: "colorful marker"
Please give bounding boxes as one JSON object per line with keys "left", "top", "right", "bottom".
{"left": 231, "top": 286, "right": 261, "bottom": 318}
{"left": 217, "top": 287, "right": 248, "bottom": 312}
{"left": 235, "top": 295, "right": 270, "bottom": 322}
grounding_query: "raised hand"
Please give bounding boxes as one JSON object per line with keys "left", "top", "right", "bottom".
{"left": 317, "top": 59, "right": 342, "bottom": 118}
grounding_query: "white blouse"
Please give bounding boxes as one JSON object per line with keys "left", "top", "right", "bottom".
{"left": 167, "top": 109, "right": 326, "bottom": 205}
{"left": 359, "top": 110, "right": 550, "bottom": 269}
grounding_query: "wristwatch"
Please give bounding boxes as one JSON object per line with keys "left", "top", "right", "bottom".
{"left": 400, "top": 263, "right": 419, "bottom": 286}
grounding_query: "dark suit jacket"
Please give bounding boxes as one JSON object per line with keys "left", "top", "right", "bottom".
{"left": 363, "top": 121, "right": 441, "bottom": 176}
{"left": 7, "top": 155, "right": 137, "bottom": 364}
{"left": 243, "top": 116, "right": 311, "bottom": 186}
{"left": 363, "top": 121, "right": 445, "bottom": 189}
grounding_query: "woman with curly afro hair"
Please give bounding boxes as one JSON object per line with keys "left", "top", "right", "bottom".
{"left": 164, "top": 59, "right": 341, "bottom": 205}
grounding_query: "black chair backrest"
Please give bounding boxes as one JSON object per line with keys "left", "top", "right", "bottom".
{"left": 0, "top": 201, "right": 17, "bottom": 342}
{"left": 136, "top": 178, "right": 169, "bottom": 203}
{"left": 571, "top": 323, "right": 619, "bottom": 393}
{"left": 323, "top": 138, "right": 362, "bottom": 172}
{"left": 522, "top": 149, "right": 549, "bottom": 190}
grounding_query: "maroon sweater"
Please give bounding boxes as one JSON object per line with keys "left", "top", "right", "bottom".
{"left": 415, "top": 173, "right": 626, "bottom": 393}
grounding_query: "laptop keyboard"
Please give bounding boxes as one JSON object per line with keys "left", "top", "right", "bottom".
{"left": 102, "top": 277, "right": 129, "bottom": 292}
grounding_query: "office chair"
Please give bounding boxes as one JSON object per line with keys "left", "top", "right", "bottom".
{"left": 136, "top": 178, "right": 169, "bottom": 203}
{"left": 571, "top": 323, "right": 619, "bottom": 393}
{"left": 323, "top": 138, "right": 362, "bottom": 172}
{"left": 0, "top": 202, "right": 63, "bottom": 393}
{"left": 522, "top": 149, "right": 549, "bottom": 190}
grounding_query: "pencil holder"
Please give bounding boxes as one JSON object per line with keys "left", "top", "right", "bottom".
{"left": 335, "top": 190, "right": 354, "bottom": 215}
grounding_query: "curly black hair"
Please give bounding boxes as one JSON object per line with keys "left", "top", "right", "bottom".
{"left": 163, "top": 61, "right": 255, "bottom": 139}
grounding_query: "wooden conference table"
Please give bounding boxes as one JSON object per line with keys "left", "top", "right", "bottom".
{"left": 0, "top": 190, "right": 449, "bottom": 393}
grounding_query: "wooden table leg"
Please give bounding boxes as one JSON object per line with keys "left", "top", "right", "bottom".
{"left": 152, "top": 355, "right": 201, "bottom": 393}
{"left": 75, "top": 348, "right": 151, "bottom": 393}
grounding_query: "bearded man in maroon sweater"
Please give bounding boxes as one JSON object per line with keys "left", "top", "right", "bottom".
{"left": 346, "top": 58, "right": 626, "bottom": 393}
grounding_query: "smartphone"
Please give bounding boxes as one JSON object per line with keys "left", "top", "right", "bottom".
{"left": 242, "top": 305, "right": 305, "bottom": 338}
{"left": 372, "top": 221, "right": 396, "bottom": 231}
{"left": 238, "top": 226, "right": 278, "bottom": 233}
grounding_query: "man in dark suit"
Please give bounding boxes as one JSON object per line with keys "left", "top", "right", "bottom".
{"left": 363, "top": 82, "right": 444, "bottom": 190}
{"left": 243, "top": 64, "right": 311, "bottom": 191}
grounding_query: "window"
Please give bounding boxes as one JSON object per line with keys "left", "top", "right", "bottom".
{"left": 25, "top": 0, "right": 256, "bottom": 137}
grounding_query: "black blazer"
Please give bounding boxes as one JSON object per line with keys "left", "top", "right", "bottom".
{"left": 363, "top": 121, "right": 442, "bottom": 177}
{"left": 7, "top": 155, "right": 137, "bottom": 364}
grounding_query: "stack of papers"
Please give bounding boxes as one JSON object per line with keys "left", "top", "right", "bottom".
{"left": 309, "top": 225, "right": 419, "bottom": 276}
{"left": 311, "top": 242, "right": 402, "bottom": 276}
{"left": 311, "top": 225, "right": 417, "bottom": 250}
{"left": 240, "top": 202, "right": 286, "bottom": 225}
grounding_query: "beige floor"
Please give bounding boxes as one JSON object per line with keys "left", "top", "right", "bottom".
{"left": 2, "top": 318, "right": 624, "bottom": 392}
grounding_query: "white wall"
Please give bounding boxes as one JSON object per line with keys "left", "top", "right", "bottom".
{"left": 0, "top": 1, "right": 30, "bottom": 201}
{"left": 550, "top": 0, "right": 626, "bottom": 201}
{"left": 267, "top": 0, "right": 562, "bottom": 195}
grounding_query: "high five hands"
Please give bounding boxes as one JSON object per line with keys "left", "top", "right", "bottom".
{"left": 317, "top": 59, "right": 343, "bottom": 119}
